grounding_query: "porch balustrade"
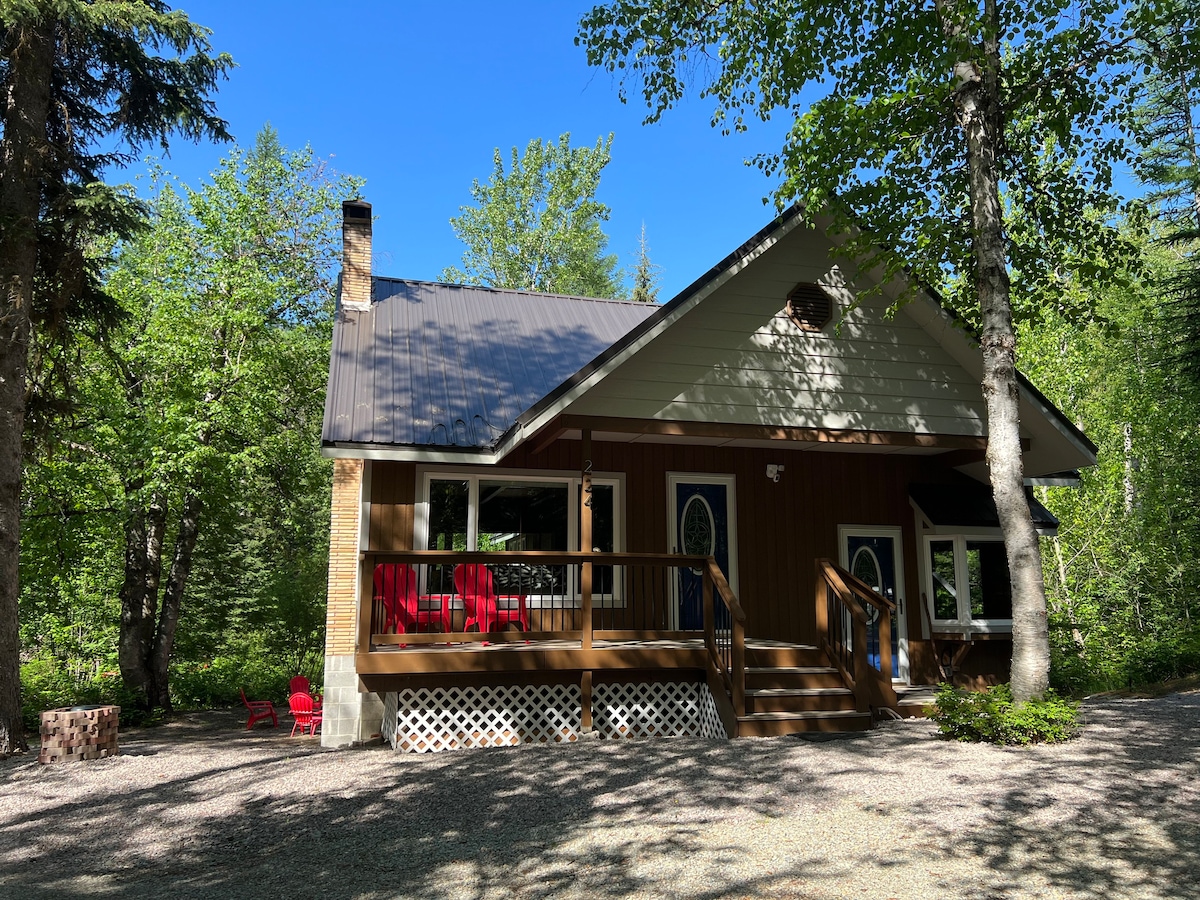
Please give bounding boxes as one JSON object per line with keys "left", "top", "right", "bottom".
{"left": 358, "top": 551, "right": 747, "bottom": 717}
{"left": 815, "top": 558, "right": 898, "bottom": 714}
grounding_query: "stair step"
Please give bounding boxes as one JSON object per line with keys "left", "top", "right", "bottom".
{"left": 744, "top": 686, "right": 856, "bottom": 713}
{"left": 737, "top": 709, "right": 873, "bottom": 736}
{"left": 744, "top": 666, "right": 844, "bottom": 690}
{"left": 744, "top": 642, "right": 826, "bottom": 668}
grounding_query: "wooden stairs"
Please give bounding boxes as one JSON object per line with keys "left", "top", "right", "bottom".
{"left": 736, "top": 640, "right": 874, "bottom": 736}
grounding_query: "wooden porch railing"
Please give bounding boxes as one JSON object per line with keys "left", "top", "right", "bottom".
{"left": 358, "top": 550, "right": 747, "bottom": 735}
{"left": 815, "top": 558, "right": 898, "bottom": 714}
{"left": 701, "top": 557, "right": 747, "bottom": 735}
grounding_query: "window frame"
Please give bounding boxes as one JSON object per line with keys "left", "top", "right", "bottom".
{"left": 414, "top": 467, "right": 625, "bottom": 608}
{"left": 922, "top": 532, "right": 1013, "bottom": 634}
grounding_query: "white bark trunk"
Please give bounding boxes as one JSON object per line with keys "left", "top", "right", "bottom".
{"left": 942, "top": 0, "right": 1051, "bottom": 702}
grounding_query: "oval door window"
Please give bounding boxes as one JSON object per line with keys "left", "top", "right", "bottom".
{"left": 851, "top": 546, "right": 882, "bottom": 624}
{"left": 681, "top": 494, "right": 716, "bottom": 572}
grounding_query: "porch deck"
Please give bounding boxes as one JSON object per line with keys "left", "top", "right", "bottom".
{"left": 359, "top": 552, "right": 902, "bottom": 736}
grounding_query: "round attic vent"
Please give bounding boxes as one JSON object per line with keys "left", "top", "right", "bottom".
{"left": 786, "top": 283, "right": 834, "bottom": 332}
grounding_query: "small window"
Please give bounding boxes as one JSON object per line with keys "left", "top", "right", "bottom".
{"left": 925, "top": 535, "right": 1012, "bottom": 628}
{"left": 786, "top": 283, "right": 834, "bottom": 332}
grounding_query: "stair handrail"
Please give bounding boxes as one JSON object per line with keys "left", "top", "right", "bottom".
{"left": 815, "top": 558, "right": 898, "bottom": 714}
{"left": 703, "top": 557, "right": 746, "bottom": 731}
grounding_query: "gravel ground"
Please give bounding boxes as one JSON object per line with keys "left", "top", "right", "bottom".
{"left": 1, "top": 692, "right": 1197, "bottom": 900}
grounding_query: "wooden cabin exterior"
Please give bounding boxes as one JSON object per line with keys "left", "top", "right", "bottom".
{"left": 318, "top": 200, "right": 1095, "bottom": 751}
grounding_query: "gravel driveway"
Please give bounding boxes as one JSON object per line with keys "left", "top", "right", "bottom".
{"left": 1, "top": 692, "right": 1197, "bottom": 899}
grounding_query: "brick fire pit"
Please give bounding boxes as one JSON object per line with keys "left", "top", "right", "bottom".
{"left": 39, "top": 705, "right": 120, "bottom": 764}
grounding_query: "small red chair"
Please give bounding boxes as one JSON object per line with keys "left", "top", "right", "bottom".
{"left": 374, "top": 563, "right": 450, "bottom": 640}
{"left": 288, "top": 692, "right": 323, "bottom": 737}
{"left": 240, "top": 688, "right": 277, "bottom": 730}
{"left": 289, "top": 676, "right": 321, "bottom": 710}
{"left": 454, "top": 564, "right": 529, "bottom": 636}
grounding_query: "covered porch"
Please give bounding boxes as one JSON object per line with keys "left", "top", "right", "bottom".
{"left": 357, "top": 550, "right": 899, "bottom": 740}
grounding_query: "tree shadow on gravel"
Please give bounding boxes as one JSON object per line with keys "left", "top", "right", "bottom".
{"left": 0, "top": 696, "right": 1196, "bottom": 899}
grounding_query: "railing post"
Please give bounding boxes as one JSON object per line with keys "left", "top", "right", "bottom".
{"left": 732, "top": 616, "right": 746, "bottom": 720}
{"left": 357, "top": 553, "right": 373, "bottom": 656}
{"left": 702, "top": 563, "right": 715, "bottom": 653}
{"left": 852, "top": 610, "right": 870, "bottom": 713}
{"left": 580, "top": 430, "right": 593, "bottom": 651}
{"left": 814, "top": 559, "right": 828, "bottom": 647}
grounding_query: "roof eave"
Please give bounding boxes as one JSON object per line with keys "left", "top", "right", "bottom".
{"left": 321, "top": 442, "right": 500, "bottom": 465}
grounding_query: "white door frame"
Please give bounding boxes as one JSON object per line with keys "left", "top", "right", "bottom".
{"left": 838, "top": 524, "right": 909, "bottom": 684}
{"left": 667, "top": 473, "right": 739, "bottom": 629}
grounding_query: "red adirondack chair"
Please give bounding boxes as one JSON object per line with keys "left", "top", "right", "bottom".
{"left": 240, "top": 688, "right": 277, "bottom": 730}
{"left": 288, "top": 691, "right": 323, "bottom": 737}
{"left": 374, "top": 563, "right": 450, "bottom": 639}
{"left": 289, "top": 676, "right": 321, "bottom": 710}
{"left": 453, "top": 564, "right": 529, "bottom": 636}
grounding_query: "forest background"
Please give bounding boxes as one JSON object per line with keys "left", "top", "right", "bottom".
{"left": 10, "top": 1, "right": 1200, "bottom": 726}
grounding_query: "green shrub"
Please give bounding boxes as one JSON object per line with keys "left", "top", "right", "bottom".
{"left": 928, "top": 683, "right": 1080, "bottom": 745}
{"left": 20, "top": 657, "right": 146, "bottom": 730}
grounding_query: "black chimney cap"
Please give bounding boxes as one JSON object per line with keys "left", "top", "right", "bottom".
{"left": 343, "top": 199, "right": 372, "bottom": 220}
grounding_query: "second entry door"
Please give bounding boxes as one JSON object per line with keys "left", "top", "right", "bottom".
{"left": 668, "top": 474, "right": 738, "bottom": 630}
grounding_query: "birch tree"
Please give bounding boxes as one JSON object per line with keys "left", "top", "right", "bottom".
{"left": 578, "top": 0, "right": 1155, "bottom": 701}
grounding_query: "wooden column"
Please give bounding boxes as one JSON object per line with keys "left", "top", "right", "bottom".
{"left": 580, "top": 430, "right": 593, "bottom": 651}
{"left": 580, "top": 670, "right": 593, "bottom": 732}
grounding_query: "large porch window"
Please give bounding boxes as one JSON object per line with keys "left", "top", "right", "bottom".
{"left": 418, "top": 471, "right": 621, "bottom": 604}
{"left": 924, "top": 534, "right": 1012, "bottom": 631}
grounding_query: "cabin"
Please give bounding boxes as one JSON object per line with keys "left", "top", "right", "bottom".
{"left": 318, "top": 199, "right": 1095, "bottom": 751}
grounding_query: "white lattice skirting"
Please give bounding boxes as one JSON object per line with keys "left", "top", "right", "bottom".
{"left": 384, "top": 680, "right": 727, "bottom": 753}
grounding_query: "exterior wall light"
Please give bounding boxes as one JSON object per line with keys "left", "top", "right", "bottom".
{"left": 766, "top": 464, "right": 784, "bottom": 482}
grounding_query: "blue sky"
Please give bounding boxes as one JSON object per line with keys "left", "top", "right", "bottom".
{"left": 135, "top": 1, "right": 793, "bottom": 299}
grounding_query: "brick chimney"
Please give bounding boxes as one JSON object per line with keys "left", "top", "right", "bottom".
{"left": 341, "top": 199, "right": 372, "bottom": 311}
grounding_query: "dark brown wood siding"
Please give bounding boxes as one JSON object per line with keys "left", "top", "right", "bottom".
{"left": 366, "top": 443, "right": 973, "bottom": 648}
{"left": 368, "top": 460, "right": 417, "bottom": 551}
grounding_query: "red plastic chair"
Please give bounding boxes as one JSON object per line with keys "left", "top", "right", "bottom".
{"left": 453, "top": 564, "right": 529, "bottom": 636}
{"left": 288, "top": 692, "right": 323, "bottom": 737}
{"left": 374, "top": 563, "right": 450, "bottom": 640}
{"left": 240, "top": 688, "right": 277, "bottom": 730}
{"left": 289, "top": 676, "right": 321, "bottom": 710}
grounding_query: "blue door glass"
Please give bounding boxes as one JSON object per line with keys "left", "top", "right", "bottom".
{"left": 847, "top": 535, "right": 899, "bottom": 678}
{"left": 676, "top": 481, "right": 731, "bottom": 630}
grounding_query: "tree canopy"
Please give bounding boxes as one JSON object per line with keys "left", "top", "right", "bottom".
{"left": 0, "top": 0, "right": 232, "bottom": 755}
{"left": 442, "top": 133, "right": 625, "bottom": 298}
{"left": 577, "top": 0, "right": 1165, "bottom": 701}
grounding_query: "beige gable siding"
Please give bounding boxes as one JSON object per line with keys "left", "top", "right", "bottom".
{"left": 567, "top": 224, "right": 988, "bottom": 436}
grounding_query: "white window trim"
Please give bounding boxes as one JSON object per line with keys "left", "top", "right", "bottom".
{"left": 922, "top": 533, "right": 1013, "bottom": 634}
{"left": 414, "top": 466, "right": 626, "bottom": 609}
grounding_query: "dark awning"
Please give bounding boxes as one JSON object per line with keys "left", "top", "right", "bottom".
{"left": 910, "top": 482, "right": 1059, "bottom": 534}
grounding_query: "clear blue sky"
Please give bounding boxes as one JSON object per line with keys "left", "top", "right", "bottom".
{"left": 134, "top": 1, "right": 793, "bottom": 300}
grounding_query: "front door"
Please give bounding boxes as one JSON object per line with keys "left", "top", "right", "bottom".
{"left": 668, "top": 474, "right": 738, "bottom": 630}
{"left": 839, "top": 526, "right": 908, "bottom": 683}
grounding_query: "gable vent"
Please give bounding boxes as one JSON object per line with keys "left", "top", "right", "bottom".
{"left": 786, "top": 283, "right": 834, "bottom": 332}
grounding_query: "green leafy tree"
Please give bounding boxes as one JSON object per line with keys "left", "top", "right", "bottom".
{"left": 1021, "top": 231, "right": 1200, "bottom": 691}
{"left": 0, "top": 0, "right": 231, "bottom": 754}
{"left": 578, "top": 0, "right": 1157, "bottom": 701}
{"left": 442, "top": 133, "right": 625, "bottom": 298}
{"left": 69, "top": 128, "right": 359, "bottom": 710}
{"left": 631, "top": 222, "right": 661, "bottom": 303}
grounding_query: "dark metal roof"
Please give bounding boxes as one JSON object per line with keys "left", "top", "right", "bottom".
{"left": 322, "top": 279, "right": 656, "bottom": 449}
{"left": 910, "top": 483, "right": 1059, "bottom": 531}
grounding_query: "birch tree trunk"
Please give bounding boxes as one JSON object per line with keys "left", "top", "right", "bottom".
{"left": 946, "top": 0, "right": 1050, "bottom": 701}
{"left": 0, "top": 20, "right": 54, "bottom": 755}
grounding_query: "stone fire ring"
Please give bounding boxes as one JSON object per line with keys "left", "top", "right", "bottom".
{"left": 39, "top": 704, "right": 120, "bottom": 764}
